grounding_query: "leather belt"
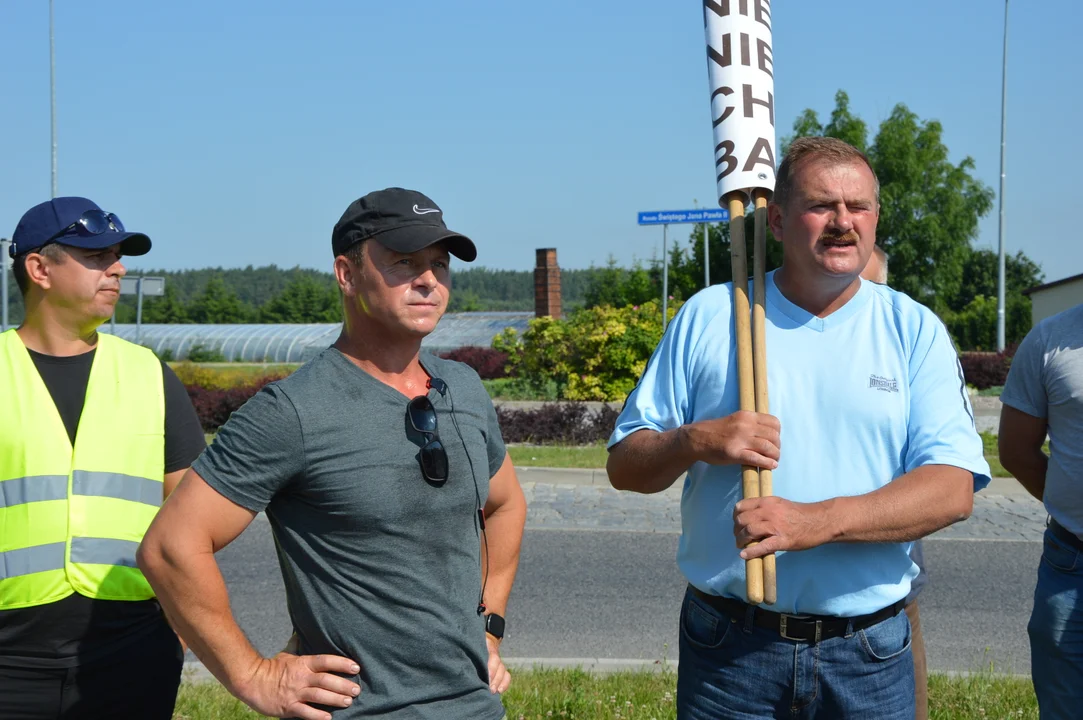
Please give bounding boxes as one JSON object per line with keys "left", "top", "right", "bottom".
{"left": 1049, "top": 517, "right": 1083, "bottom": 552}
{"left": 689, "top": 586, "right": 904, "bottom": 644}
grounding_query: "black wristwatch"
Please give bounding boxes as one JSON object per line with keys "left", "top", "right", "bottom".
{"left": 484, "top": 613, "right": 506, "bottom": 640}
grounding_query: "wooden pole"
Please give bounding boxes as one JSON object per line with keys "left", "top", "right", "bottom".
{"left": 726, "top": 191, "right": 763, "bottom": 605}
{"left": 752, "top": 189, "right": 776, "bottom": 605}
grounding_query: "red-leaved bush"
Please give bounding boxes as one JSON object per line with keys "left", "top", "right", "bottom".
{"left": 958, "top": 344, "right": 1016, "bottom": 390}
{"left": 186, "top": 374, "right": 285, "bottom": 432}
{"left": 439, "top": 346, "right": 510, "bottom": 379}
{"left": 495, "top": 402, "right": 620, "bottom": 445}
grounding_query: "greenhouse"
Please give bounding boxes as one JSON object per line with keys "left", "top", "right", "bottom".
{"left": 100, "top": 311, "right": 533, "bottom": 363}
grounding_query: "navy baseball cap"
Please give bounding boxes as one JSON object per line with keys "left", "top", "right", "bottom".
{"left": 9, "top": 197, "right": 151, "bottom": 258}
{"left": 332, "top": 188, "right": 477, "bottom": 262}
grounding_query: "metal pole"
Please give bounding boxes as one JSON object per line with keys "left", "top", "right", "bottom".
{"left": 50, "top": 0, "right": 58, "bottom": 198}
{"left": 136, "top": 277, "right": 144, "bottom": 345}
{"left": 996, "top": 0, "right": 1009, "bottom": 351}
{"left": 1, "top": 239, "right": 10, "bottom": 332}
{"left": 662, "top": 224, "right": 669, "bottom": 332}
{"left": 703, "top": 223, "right": 710, "bottom": 288}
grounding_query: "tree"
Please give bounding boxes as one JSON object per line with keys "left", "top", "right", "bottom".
{"left": 188, "top": 276, "right": 253, "bottom": 323}
{"left": 447, "top": 289, "right": 483, "bottom": 312}
{"left": 943, "top": 293, "right": 1031, "bottom": 352}
{"left": 583, "top": 257, "right": 657, "bottom": 309}
{"left": 142, "top": 285, "right": 190, "bottom": 323}
{"left": 259, "top": 276, "right": 341, "bottom": 323}
{"left": 939, "top": 248, "right": 1042, "bottom": 350}
{"left": 952, "top": 248, "right": 1044, "bottom": 310}
{"left": 822, "top": 90, "right": 869, "bottom": 152}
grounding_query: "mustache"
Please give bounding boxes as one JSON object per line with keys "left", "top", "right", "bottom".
{"left": 818, "top": 230, "right": 860, "bottom": 244}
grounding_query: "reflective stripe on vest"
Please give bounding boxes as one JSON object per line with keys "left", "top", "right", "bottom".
{"left": 0, "top": 543, "right": 67, "bottom": 581}
{"left": 0, "top": 330, "right": 165, "bottom": 609}
{"left": 72, "top": 471, "right": 163, "bottom": 508}
{"left": 0, "top": 475, "right": 68, "bottom": 508}
{"left": 0, "top": 472, "right": 162, "bottom": 510}
{"left": 69, "top": 538, "right": 141, "bottom": 568}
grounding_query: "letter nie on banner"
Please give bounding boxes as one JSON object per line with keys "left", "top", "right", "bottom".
{"left": 704, "top": 0, "right": 776, "bottom": 202}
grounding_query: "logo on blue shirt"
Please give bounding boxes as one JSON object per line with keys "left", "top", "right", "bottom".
{"left": 868, "top": 374, "right": 900, "bottom": 393}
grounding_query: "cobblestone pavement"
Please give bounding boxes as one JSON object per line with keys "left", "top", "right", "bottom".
{"left": 522, "top": 482, "right": 1046, "bottom": 542}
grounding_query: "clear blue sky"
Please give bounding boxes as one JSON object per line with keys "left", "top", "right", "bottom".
{"left": 2, "top": 1, "right": 1079, "bottom": 284}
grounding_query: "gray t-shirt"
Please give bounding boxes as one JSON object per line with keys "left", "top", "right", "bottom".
{"left": 1001, "top": 303, "right": 1083, "bottom": 535}
{"left": 194, "top": 348, "right": 507, "bottom": 719}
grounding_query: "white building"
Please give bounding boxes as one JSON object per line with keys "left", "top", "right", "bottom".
{"left": 1024, "top": 272, "right": 1083, "bottom": 326}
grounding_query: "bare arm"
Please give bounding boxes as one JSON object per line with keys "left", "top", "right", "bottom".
{"left": 138, "top": 469, "right": 360, "bottom": 720}
{"left": 606, "top": 428, "right": 696, "bottom": 494}
{"left": 480, "top": 453, "right": 527, "bottom": 619}
{"left": 139, "top": 469, "right": 261, "bottom": 689}
{"left": 160, "top": 466, "right": 191, "bottom": 652}
{"left": 607, "top": 412, "right": 781, "bottom": 494}
{"left": 163, "top": 468, "right": 187, "bottom": 500}
{"left": 998, "top": 405, "right": 1048, "bottom": 502}
{"left": 479, "top": 453, "right": 527, "bottom": 695}
{"left": 737, "top": 464, "right": 974, "bottom": 559}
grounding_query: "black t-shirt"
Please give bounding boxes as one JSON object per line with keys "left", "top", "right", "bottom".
{"left": 0, "top": 347, "right": 207, "bottom": 668}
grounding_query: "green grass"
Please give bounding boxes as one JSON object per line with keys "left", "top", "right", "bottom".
{"left": 173, "top": 681, "right": 264, "bottom": 719}
{"left": 509, "top": 443, "right": 609, "bottom": 469}
{"left": 174, "top": 670, "right": 1037, "bottom": 719}
{"left": 927, "top": 672, "right": 1038, "bottom": 719}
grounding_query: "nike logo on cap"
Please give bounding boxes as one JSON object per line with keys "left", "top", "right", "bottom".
{"left": 413, "top": 205, "right": 440, "bottom": 215}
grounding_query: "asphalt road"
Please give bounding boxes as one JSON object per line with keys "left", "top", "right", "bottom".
{"left": 205, "top": 519, "right": 1041, "bottom": 676}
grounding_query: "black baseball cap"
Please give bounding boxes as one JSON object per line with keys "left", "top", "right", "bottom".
{"left": 332, "top": 188, "right": 477, "bottom": 262}
{"left": 10, "top": 197, "right": 151, "bottom": 258}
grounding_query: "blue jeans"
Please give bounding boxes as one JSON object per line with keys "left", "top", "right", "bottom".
{"left": 1029, "top": 528, "right": 1083, "bottom": 719}
{"left": 677, "top": 588, "right": 914, "bottom": 719}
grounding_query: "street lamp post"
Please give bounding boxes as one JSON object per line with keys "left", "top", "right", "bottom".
{"left": 996, "top": 0, "right": 1009, "bottom": 351}
{"left": 1, "top": 239, "right": 10, "bottom": 332}
{"left": 50, "top": 0, "right": 58, "bottom": 198}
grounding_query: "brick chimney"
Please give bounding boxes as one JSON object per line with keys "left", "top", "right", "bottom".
{"left": 533, "top": 248, "right": 561, "bottom": 318}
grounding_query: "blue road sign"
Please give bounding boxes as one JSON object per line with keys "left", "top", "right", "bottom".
{"left": 637, "top": 208, "right": 730, "bottom": 225}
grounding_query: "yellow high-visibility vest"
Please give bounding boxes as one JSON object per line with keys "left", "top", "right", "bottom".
{"left": 0, "top": 329, "right": 165, "bottom": 610}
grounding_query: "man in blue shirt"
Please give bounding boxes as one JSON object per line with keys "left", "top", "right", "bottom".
{"left": 607, "top": 137, "right": 990, "bottom": 719}
{"left": 861, "top": 245, "right": 929, "bottom": 720}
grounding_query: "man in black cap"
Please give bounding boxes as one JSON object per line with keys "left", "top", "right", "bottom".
{"left": 139, "top": 188, "right": 528, "bottom": 720}
{"left": 0, "top": 197, "right": 206, "bottom": 719}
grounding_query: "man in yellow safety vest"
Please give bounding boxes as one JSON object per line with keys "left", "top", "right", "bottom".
{"left": 0, "top": 197, "right": 206, "bottom": 719}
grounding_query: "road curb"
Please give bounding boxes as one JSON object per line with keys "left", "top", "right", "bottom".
{"left": 515, "top": 466, "right": 613, "bottom": 487}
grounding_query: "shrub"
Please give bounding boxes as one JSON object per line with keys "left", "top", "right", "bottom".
{"left": 495, "top": 403, "right": 621, "bottom": 444}
{"left": 483, "top": 377, "right": 560, "bottom": 401}
{"left": 493, "top": 299, "right": 680, "bottom": 401}
{"left": 959, "top": 345, "right": 1016, "bottom": 390}
{"left": 172, "top": 362, "right": 291, "bottom": 390}
{"left": 186, "top": 384, "right": 264, "bottom": 432}
{"left": 183, "top": 371, "right": 289, "bottom": 431}
{"left": 187, "top": 343, "right": 227, "bottom": 363}
{"left": 439, "top": 346, "right": 510, "bottom": 379}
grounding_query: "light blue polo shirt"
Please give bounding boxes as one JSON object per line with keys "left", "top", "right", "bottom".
{"left": 609, "top": 271, "right": 990, "bottom": 616}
